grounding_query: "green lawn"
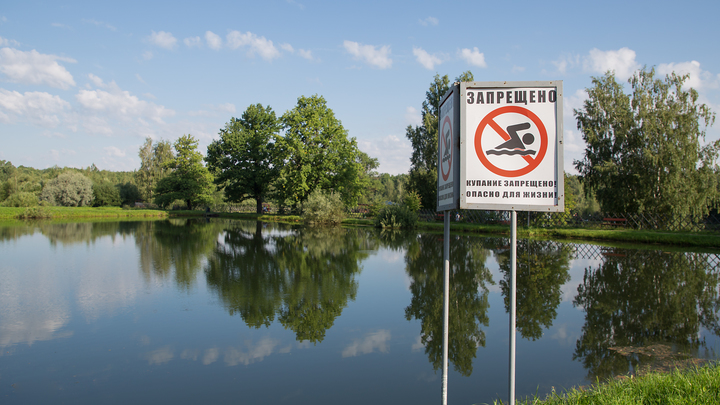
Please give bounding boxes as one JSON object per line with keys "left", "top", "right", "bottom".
{"left": 0, "top": 206, "right": 167, "bottom": 220}
{"left": 500, "top": 364, "right": 720, "bottom": 405}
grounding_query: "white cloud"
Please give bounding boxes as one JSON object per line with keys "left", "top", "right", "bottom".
{"left": 413, "top": 47, "right": 442, "bottom": 70}
{"left": 184, "top": 36, "right": 202, "bottom": 48}
{"left": 76, "top": 81, "right": 175, "bottom": 124}
{"left": 342, "top": 330, "right": 391, "bottom": 357}
{"left": 0, "top": 48, "right": 76, "bottom": 89}
{"left": 459, "top": 47, "right": 487, "bottom": 68}
{"left": 657, "top": 60, "right": 718, "bottom": 91}
{"left": 343, "top": 41, "right": 392, "bottom": 69}
{"left": 419, "top": 17, "right": 439, "bottom": 26}
{"left": 205, "top": 31, "right": 222, "bottom": 50}
{"left": 51, "top": 23, "right": 71, "bottom": 30}
{"left": 82, "top": 19, "right": 116, "bottom": 31}
{"left": 298, "top": 49, "right": 314, "bottom": 60}
{"left": 148, "top": 30, "right": 177, "bottom": 50}
{"left": 358, "top": 134, "right": 412, "bottom": 175}
{"left": 226, "top": 31, "right": 280, "bottom": 61}
{"left": 142, "top": 51, "right": 153, "bottom": 60}
{"left": 104, "top": 146, "right": 126, "bottom": 157}
{"left": 583, "top": 47, "right": 640, "bottom": 81}
{"left": 279, "top": 42, "right": 314, "bottom": 61}
{"left": 135, "top": 74, "right": 146, "bottom": 84}
{"left": 88, "top": 73, "right": 105, "bottom": 88}
{"left": 405, "top": 106, "right": 421, "bottom": 126}
{"left": 0, "top": 89, "right": 70, "bottom": 127}
{"left": 0, "top": 36, "right": 20, "bottom": 47}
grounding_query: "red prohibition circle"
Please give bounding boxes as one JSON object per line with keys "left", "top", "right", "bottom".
{"left": 440, "top": 115, "right": 452, "bottom": 181}
{"left": 474, "top": 106, "right": 548, "bottom": 177}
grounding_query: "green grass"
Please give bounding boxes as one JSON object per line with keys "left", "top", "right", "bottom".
{"left": 496, "top": 364, "right": 720, "bottom": 405}
{"left": 0, "top": 206, "right": 167, "bottom": 220}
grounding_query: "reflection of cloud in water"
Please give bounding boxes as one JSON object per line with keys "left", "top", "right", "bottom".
{"left": 181, "top": 348, "right": 199, "bottom": 361}
{"left": 147, "top": 346, "right": 174, "bottom": 365}
{"left": 411, "top": 335, "right": 425, "bottom": 352}
{"left": 0, "top": 260, "right": 72, "bottom": 348}
{"left": 203, "top": 348, "right": 219, "bottom": 365}
{"left": 342, "top": 330, "right": 391, "bottom": 358}
{"left": 550, "top": 323, "right": 579, "bottom": 346}
{"left": 380, "top": 250, "right": 403, "bottom": 264}
{"left": 225, "top": 337, "right": 280, "bottom": 366}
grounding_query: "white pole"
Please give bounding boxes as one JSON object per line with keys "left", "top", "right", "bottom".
{"left": 442, "top": 211, "right": 451, "bottom": 405}
{"left": 509, "top": 210, "right": 517, "bottom": 405}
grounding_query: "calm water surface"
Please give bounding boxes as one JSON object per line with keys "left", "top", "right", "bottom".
{"left": 1, "top": 219, "right": 719, "bottom": 404}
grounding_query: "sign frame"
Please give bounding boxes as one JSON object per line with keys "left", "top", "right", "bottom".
{"left": 459, "top": 81, "right": 564, "bottom": 212}
{"left": 436, "top": 83, "right": 461, "bottom": 212}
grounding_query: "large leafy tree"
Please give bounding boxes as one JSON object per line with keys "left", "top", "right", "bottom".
{"left": 276, "top": 95, "right": 364, "bottom": 208}
{"left": 406, "top": 71, "right": 473, "bottom": 209}
{"left": 136, "top": 137, "right": 174, "bottom": 202}
{"left": 40, "top": 171, "right": 94, "bottom": 207}
{"left": 574, "top": 68, "right": 718, "bottom": 219}
{"left": 206, "top": 104, "right": 282, "bottom": 214}
{"left": 154, "top": 134, "right": 215, "bottom": 210}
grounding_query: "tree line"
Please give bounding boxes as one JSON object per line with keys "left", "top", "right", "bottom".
{"left": 0, "top": 95, "right": 408, "bottom": 212}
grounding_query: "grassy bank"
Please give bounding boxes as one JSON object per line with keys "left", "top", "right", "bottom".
{"left": 0, "top": 206, "right": 167, "bottom": 220}
{"left": 3, "top": 206, "right": 720, "bottom": 249}
{"left": 500, "top": 364, "right": 720, "bottom": 405}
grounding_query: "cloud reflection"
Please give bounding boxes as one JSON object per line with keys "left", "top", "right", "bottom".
{"left": 342, "top": 330, "right": 391, "bottom": 358}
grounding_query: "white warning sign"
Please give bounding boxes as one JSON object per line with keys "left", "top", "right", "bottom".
{"left": 460, "top": 82, "right": 564, "bottom": 212}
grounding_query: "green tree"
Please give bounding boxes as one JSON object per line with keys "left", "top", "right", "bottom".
{"left": 117, "top": 182, "right": 142, "bottom": 206}
{"left": 92, "top": 181, "right": 121, "bottom": 207}
{"left": 574, "top": 68, "right": 718, "bottom": 219}
{"left": 276, "top": 95, "right": 364, "bottom": 209}
{"left": 154, "top": 134, "right": 215, "bottom": 210}
{"left": 136, "top": 137, "right": 174, "bottom": 202}
{"left": 407, "top": 72, "right": 473, "bottom": 209}
{"left": 206, "top": 104, "right": 282, "bottom": 214}
{"left": 40, "top": 171, "right": 94, "bottom": 207}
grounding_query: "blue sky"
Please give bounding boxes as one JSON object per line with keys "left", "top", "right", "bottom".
{"left": 1, "top": 0, "right": 718, "bottom": 175}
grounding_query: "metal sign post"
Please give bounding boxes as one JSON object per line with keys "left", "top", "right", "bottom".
{"left": 509, "top": 210, "right": 517, "bottom": 405}
{"left": 442, "top": 212, "right": 450, "bottom": 405}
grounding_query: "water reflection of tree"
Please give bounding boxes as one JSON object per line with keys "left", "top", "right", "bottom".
{"left": 404, "top": 234, "right": 493, "bottom": 376}
{"left": 206, "top": 225, "right": 369, "bottom": 344}
{"left": 573, "top": 250, "right": 720, "bottom": 381}
{"left": 492, "top": 239, "right": 572, "bottom": 340}
{"left": 136, "top": 219, "right": 224, "bottom": 290}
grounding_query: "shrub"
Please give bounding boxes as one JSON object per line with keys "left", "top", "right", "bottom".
{"left": 2, "top": 192, "right": 39, "bottom": 207}
{"left": 402, "top": 190, "right": 422, "bottom": 212}
{"left": 40, "top": 171, "right": 93, "bottom": 207}
{"left": 301, "top": 190, "right": 346, "bottom": 226}
{"left": 374, "top": 204, "right": 418, "bottom": 229}
{"left": 16, "top": 206, "right": 53, "bottom": 219}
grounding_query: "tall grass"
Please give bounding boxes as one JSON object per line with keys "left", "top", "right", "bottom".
{"left": 496, "top": 365, "right": 720, "bottom": 405}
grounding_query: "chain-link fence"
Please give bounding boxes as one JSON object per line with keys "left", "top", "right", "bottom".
{"left": 416, "top": 209, "right": 720, "bottom": 232}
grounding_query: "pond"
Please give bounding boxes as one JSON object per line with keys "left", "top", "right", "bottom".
{"left": 1, "top": 219, "right": 719, "bottom": 404}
